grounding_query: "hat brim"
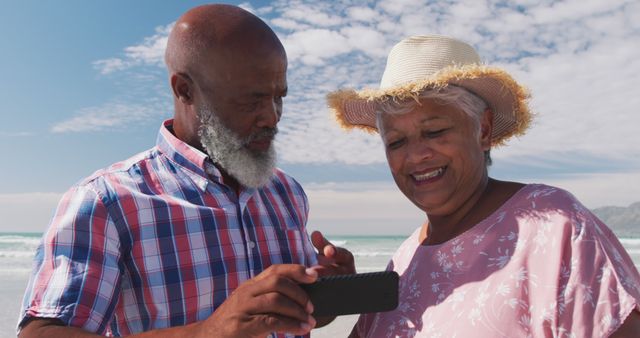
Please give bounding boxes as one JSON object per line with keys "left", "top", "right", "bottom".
{"left": 327, "top": 65, "right": 532, "bottom": 147}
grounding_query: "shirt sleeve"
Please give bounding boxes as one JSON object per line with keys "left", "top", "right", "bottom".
{"left": 555, "top": 198, "right": 640, "bottom": 337}
{"left": 18, "top": 183, "right": 123, "bottom": 334}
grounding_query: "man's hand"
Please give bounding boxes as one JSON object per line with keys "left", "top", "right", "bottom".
{"left": 196, "top": 264, "right": 318, "bottom": 338}
{"left": 20, "top": 265, "right": 317, "bottom": 338}
{"left": 310, "top": 230, "right": 356, "bottom": 277}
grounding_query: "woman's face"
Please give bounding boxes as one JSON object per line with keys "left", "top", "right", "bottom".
{"left": 379, "top": 98, "right": 492, "bottom": 216}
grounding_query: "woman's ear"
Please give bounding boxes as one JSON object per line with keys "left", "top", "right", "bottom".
{"left": 480, "top": 108, "right": 494, "bottom": 150}
{"left": 170, "top": 72, "right": 194, "bottom": 104}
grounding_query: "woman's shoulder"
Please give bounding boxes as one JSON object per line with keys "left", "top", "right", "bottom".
{"left": 502, "top": 183, "right": 601, "bottom": 238}
{"left": 385, "top": 226, "right": 424, "bottom": 273}
{"left": 513, "top": 183, "right": 585, "bottom": 210}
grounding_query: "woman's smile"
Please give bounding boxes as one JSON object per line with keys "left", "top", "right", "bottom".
{"left": 411, "top": 166, "right": 446, "bottom": 185}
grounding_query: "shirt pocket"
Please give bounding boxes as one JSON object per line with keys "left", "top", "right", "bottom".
{"left": 259, "top": 227, "right": 311, "bottom": 266}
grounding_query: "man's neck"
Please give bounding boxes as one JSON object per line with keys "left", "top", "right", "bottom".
{"left": 216, "top": 164, "right": 243, "bottom": 195}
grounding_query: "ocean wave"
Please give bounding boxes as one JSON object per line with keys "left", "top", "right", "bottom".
{"left": 352, "top": 251, "right": 396, "bottom": 257}
{"left": 0, "top": 267, "right": 33, "bottom": 275}
{"left": 0, "top": 235, "right": 41, "bottom": 245}
{"left": 329, "top": 240, "right": 347, "bottom": 247}
{"left": 0, "top": 251, "right": 36, "bottom": 258}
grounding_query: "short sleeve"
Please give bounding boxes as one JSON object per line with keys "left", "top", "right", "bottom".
{"left": 18, "top": 183, "right": 123, "bottom": 334}
{"left": 556, "top": 200, "right": 640, "bottom": 337}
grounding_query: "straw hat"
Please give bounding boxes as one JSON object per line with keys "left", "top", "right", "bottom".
{"left": 327, "top": 35, "right": 532, "bottom": 146}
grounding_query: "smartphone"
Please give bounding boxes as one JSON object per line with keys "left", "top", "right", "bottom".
{"left": 300, "top": 271, "right": 399, "bottom": 317}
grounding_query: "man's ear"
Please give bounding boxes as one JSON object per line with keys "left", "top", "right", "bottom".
{"left": 480, "top": 108, "right": 494, "bottom": 150}
{"left": 170, "top": 73, "right": 194, "bottom": 104}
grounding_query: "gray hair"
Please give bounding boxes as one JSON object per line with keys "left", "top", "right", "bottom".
{"left": 375, "top": 85, "right": 492, "bottom": 166}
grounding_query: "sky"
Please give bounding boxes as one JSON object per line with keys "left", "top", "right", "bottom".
{"left": 0, "top": 0, "right": 639, "bottom": 235}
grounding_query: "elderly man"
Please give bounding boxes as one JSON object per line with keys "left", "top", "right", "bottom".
{"left": 18, "top": 4, "right": 353, "bottom": 338}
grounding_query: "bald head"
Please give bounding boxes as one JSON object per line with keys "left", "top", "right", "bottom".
{"left": 165, "top": 4, "right": 285, "bottom": 75}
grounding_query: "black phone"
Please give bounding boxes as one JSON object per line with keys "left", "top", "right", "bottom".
{"left": 300, "top": 271, "right": 399, "bottom": 317}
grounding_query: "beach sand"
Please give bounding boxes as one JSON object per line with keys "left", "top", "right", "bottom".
{"left": 312, "top": 315, "right": 358, "bottom": 337}
{"left": 1, "top": 273, "right": 28, "bottom": 338}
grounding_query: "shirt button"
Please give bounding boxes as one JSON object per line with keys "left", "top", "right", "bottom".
{"left": 248, "top": 241, "right": 256, "bottom": 249}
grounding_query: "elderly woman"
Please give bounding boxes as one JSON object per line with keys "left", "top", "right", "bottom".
{"left": 328, "top": 35, "right": 640, "bottom": 337}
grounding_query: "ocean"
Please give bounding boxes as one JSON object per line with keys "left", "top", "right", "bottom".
{"left": 1, "top": 233, "right": 639, "bottom": 337}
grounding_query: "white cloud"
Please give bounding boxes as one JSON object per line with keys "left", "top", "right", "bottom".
{"left": 281, "top": 29, "right": 352, "bottom": 65}
{"left": 378, "top": 0, "right": 430, "bottom": 16}
{"left": 529, "top": 0, "right": 630, "bottom": 25}
{"left": 341, "top": 26, "right": 388, "bottom": 58}
{"left": 51, "top": 102, "right": 158, "bottom": 133}
{"left": 93, "top": 58, "right": 127, "bottom": 75}
{"left": 272, "top": 17, "right": 310, "bottom": 31}
{"left": 346, "top": 7, "right": 379, "bottom": 22}
{"left": 123, "top": 34, "right": 168, "bottom": 67}
{"left": 93, "top": 23, "right": 172, "bottom": 75}
{"left": 75, "top": 0, "right": 640, "bottom": 207}
{"left": 0, "top": 131, "right": 33, "bottom": 137}
{"left": 280, "top": 4, "right": 343, "bottom": 27}
{"left": 239, "top": 2, "right": 273, "bottom": 16}
{"left": 265, "top": 0, "right": 640, "bottom": 168}
{"left": 238, "top": 2, "right": 256, "bottom": 13}
{"left": 84, "top": 0, "right": 640, "bottom": 167}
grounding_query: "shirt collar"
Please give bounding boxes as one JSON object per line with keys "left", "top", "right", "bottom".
{"left": 156, "top": 119, "right": 223, "bottom": 184}
{"left": 156, "top": 119, "right": 261, "bottom": 197}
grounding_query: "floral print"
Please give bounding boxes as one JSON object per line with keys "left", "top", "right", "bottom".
{"left": 356, "top": 184, "right": 640, "bottom": 337}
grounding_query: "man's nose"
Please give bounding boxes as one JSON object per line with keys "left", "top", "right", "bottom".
{"left": 256, "top": 98, "right": 282, "bottom": 128}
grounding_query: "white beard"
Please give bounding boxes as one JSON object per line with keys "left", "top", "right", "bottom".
{"left": 197, "top": 105, "right": 277, "bottom": 189}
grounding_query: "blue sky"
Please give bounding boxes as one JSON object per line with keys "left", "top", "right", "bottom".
{"left": 1, "top": 0, "right": 639, "bottom": 234}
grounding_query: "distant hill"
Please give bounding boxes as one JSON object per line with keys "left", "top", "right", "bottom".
{"left": 591, "top": 202, "right": 640, "bottom": 238}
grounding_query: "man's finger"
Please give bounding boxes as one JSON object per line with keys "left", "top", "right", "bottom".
{"left": 311, "top": 230, "right": 333, "bottom": 256}
{"left": 307, "top": 265, "right": 335, "bottom": 277}
{"left": 250, "top": 265, "right": 317, "bottom": 310}
{"left": 332, "top": 246, "right": 355, "bottom": 265}
{"left": 250, "top": 291, "right": 314, "bottom": 323}
{"left": 253, "top": 313, "right": 316, "bottom": 336}
{"left": 254, "top": 264, "right": 317, "bottom": 284}
{"left": 315, "top": 255, "right": 334, "bottom": 267}
{"left": 323, "top": 243, "right": 337, "bottom": 258}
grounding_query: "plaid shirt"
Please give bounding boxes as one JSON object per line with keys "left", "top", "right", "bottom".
{"left": 19, "top": 119, "right": 317, "bottom": 336}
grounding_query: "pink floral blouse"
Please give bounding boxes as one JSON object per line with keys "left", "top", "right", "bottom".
{"left": 356, "top": 184, "right": 640, "bottom": 337}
